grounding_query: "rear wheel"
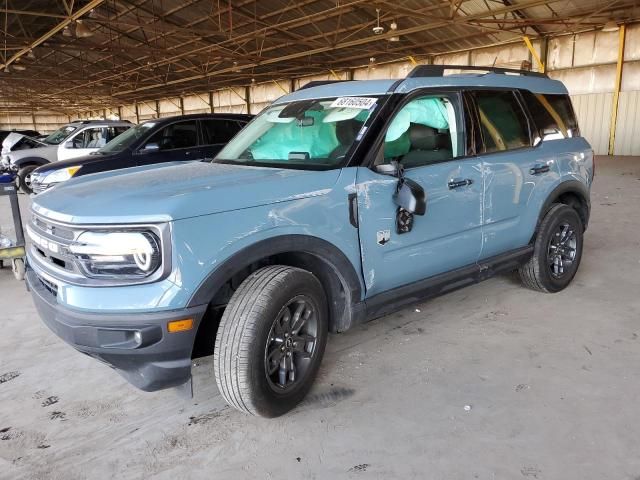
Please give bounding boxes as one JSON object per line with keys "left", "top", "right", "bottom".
{"left": 519, "top": 204, "right": 583, "bottom": 293}
{"left": 213, "top": 265, "right": 328, "bottom": 417}
{"left": 17, "top": 165, "right": 37, "bottom": 194}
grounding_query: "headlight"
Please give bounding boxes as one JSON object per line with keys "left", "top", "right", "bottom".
{"left": 41, "top": 166, "right": 81, "bottom": 185}
{"left": 69, "top": 230, "right": 161, "bottom": 279}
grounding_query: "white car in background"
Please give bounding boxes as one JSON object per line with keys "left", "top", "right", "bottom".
{"left": 5, "top": 119, "right": 132, "bottom": 193}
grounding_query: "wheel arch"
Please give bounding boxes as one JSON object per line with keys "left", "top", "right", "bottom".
{"left": 535, "top": 180, "right": 590, "bottom": 239}
{"left": 188, "top": 235, "right": 364, "bottom": 357}
{"left": 13, "top": 156, "right": 49, "bottom": 169}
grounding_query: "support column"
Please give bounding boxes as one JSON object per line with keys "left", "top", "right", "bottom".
{"left": 608, "top": 24, "right": 626, "bottom": 156}
{"left": 245, "top": 86, "right": 251, "bottom": 115}
{"left": 134, "top": 102, "right": 140, "bottom": 123}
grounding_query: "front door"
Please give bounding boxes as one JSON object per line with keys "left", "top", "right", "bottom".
{"left": 58, "top": 127, "right": 106, "bottom": 161}
{"left": 136, "top": 119, "right": 201, "bottom": 166}
{"left": 356, "top": 93, "right": 483, "bottom": 297}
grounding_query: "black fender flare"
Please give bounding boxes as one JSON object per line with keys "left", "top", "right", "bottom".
{"left": 13, "top": 157, "right": 50, "bottom": 169}
{"left": 187, "top": 235, "right": 364, "bottom": 332}
{"left": 537, "top": 180, "right": 591, "bottom": 234}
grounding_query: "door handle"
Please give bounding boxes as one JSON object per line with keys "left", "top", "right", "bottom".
{"left": 530, "top": 164, "right": 550, "bottom": 175}
{"left": 448, "top": 178, "right": 473, "bottom": 189}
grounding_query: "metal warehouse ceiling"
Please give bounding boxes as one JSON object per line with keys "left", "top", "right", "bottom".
{"left": 0, "top": 0, "right": 638, "bottom": 113}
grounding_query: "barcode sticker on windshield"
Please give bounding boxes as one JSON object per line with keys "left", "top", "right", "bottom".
{"left": 330, "top": 97, "right": 377, "bottom": 110}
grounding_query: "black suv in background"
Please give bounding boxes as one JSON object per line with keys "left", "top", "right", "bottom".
{"left": 31, "top": 113, "right": 253, "bottom": 194}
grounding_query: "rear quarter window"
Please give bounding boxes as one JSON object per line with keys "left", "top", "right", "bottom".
{"left": 520, "top": 90, "right": 580, "bottom": 139}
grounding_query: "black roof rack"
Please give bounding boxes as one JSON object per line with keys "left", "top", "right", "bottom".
{"left": 298, "top": 80, "right": 353, "bottom": 90}
{"left": 407, "top": 65, "right": 548, "bottom": 79}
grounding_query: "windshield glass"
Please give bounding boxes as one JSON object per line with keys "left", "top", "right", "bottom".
{"left": 98, "top": 122, "right": 156, "bottom": 154}
{"left": 215, "top": 96, "right": 380, "bottom": 169}
{"left": 44, "top": 125, "right": 77, "bottom": 145}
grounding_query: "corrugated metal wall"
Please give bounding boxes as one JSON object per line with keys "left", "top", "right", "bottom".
{"left": 614, "top": 90, "right": 640, "bottom": 155}
{"left": 570, "top": 93, "right": 613, "bottom": 155}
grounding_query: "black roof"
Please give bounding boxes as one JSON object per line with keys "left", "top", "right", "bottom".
{"left": 141, "top": 113, "right": 254, "bottom": 125}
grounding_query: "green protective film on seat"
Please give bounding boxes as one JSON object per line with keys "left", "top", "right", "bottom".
{"left": 251, "top": 109, "right": 340, "bottom": 160}
{"left": 385, "top": 97, "right": 450, "bottom": 142}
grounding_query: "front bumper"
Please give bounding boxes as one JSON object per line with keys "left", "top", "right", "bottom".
{"left": 26, "top": 267, "right": 208, "bottom": 391}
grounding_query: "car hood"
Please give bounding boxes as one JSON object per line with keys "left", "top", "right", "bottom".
{"left": 33, "top": 151, "right": 122, "bottom": 174}
{"left": 32, "top": 161, "right": 343, "bottom": 224}
{"left": 2, "top": 133, "right": 25, "bottom": 152}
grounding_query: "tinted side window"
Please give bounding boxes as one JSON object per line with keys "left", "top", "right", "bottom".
{"left": 520, "top": 90, "right": 579, "bottom": 139}
{"left": 144, "top": 120, "right": 198, "bottom": 150}
{"left": 107, "top": 126, "right": 130, "bottom": 141}
{"left": 202, "top": 120, "right": 243, "bottom": 145}
{"left": 472, "top": 90, "right": 531, "bottom": 153}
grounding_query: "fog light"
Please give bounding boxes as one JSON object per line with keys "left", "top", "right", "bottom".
{"left": 133, "top": 331, "right": 143, "bottom": 345}
{"left": 168, "top": 319, "right": 194, "bottom": 333}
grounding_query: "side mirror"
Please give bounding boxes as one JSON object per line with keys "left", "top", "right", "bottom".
{"left": 64, "top": 141, "right": 74, "bottom": 149}
{"left": 142, "top": 142, "right": 160, "bottom": 152}
{"left": 393, "top": 178, "right": 426, "bottom": 216}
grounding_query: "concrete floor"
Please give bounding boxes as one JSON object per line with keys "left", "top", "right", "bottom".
{"left": 0, "top": 156, "right": 639, "bottom": 480}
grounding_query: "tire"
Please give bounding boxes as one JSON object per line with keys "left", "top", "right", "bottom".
{"left": 17, "top": 165, "right": 37, "bottom": 194}
{"left": 519, "top": 203, "right": 584, "bottom": 293}
{"left": 214, "top": 265, "right": 328, "bottom": 417}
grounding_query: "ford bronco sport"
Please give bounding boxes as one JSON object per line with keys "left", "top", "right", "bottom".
{"left": 26, "top": 65, "right": 593, "bottom": 417}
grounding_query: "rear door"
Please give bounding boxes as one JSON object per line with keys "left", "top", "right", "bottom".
{"left": 356, "top": 91, "right": 484, "bottom": 297}
{"left": 199, "top": 119, "right": 246, "bottom": 160}
{"left": 135, "top": 119, "right": 200, "bottom": 166}
{"left": 467, "top": 89, "right": 555, "bottom": 259}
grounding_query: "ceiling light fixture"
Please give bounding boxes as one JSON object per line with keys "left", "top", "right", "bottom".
{"left": 602, "top": 20, "right": 619, "bottom": 32}
{"left": 62, "top": 25, "right": 73, "bottom": 37}
{"left": 75, "top": 20, "right": 94, "bottom": 38}
{"left": 373, "top": 9, "right": 384, "bottom": 35}
{"left": 388, "top": 20, "right": 399, "bottom": 42}
{"left": 27, "top": 50, "right": 36, "bottom": 60}
{"left": 12, "top": 64, "right": 26, "bottom": 71}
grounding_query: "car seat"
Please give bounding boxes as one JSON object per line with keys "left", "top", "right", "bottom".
{"left": 87, "top": 131, "right": 101, "bottom": 148}
{"left": 401, "top": 124, "right": 453, "bottom": 168}
{"left": 328, "top": 119, "right": 362, "bottom": 161}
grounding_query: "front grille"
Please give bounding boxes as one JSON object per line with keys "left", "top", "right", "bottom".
{"left": 28, "top": 213, "right": 82, "bottom": 276}
{"left": 35, "top": 272, "right": 58, "bottom": 297}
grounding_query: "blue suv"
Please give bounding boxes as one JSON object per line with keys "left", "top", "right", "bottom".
{"left": 26, "top": 66, "right": 593, "bottom": 417}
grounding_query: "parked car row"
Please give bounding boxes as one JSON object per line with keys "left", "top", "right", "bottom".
{"left": 30, "top": 114, "right": 252, "bottom": 194}
{"left": 1, "top": 114, "right": 253, "bottom": 194}
{"left": 25, "top": 66, "right": 594, "bottom": 418}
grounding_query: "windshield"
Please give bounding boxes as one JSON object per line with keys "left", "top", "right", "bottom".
{"left": 215, "top": 96, "right": 380, "bottom": 169}
{"left": 44, "top": 125, "right": 77, "bottom": 145}
{"left": 98, "top": 122, "right": 156, "bottom": 154}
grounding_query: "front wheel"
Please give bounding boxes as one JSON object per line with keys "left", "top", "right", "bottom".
{"left": 519, "top": 204, "right": 584, "bottom": 293}
{"left": 17, "top": 165, "right": 37, "bottom": 194}
{"left": 214, "top": 265, "right": 328, "bottom": 417}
